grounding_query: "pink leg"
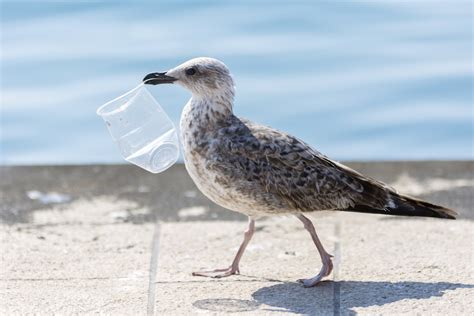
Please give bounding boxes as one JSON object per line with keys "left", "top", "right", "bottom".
{"left": 296, "top": 214, "right": 333, "bottom": 287}
{"left": 192, "top": 217, "right": 256, "bottom": 278}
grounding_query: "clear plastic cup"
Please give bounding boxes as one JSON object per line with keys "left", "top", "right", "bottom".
{"left": 97, "top": 84, "right": 179, "bottom": 173}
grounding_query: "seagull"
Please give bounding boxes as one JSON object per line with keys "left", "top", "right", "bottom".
{"left": 143, "top": 57, "right": 457, "bottom": 287}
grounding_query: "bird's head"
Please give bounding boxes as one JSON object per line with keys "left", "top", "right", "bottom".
{"left": 143, "top": 57, "right": 235, "bottom": 101}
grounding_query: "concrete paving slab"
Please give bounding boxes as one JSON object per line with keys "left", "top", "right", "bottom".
{"left": 155, "top": 218, "right": 338, "bottom": 314}
{"left": 338, "top": 214, "right": 474, "bottom": 315}
{"left": 1, "top": 196, "right": 155, "bottom": 315}
{"left": 3, "top": 279, "right": 148, "bottom": 315}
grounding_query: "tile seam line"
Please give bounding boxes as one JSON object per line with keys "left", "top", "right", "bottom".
{"left": 333, "top": 221, "right": 342, "bottom": 316}
{"left": 147, "top": 221, "right": 161, "bottom": 316}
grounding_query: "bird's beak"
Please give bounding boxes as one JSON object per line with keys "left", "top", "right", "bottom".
{"left": 143, "top": 72, "right": 178, "bottom": 85}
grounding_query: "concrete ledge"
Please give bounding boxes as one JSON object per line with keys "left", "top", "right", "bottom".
{"left": 1, "top": 161, "right": 473, "bottom": 224}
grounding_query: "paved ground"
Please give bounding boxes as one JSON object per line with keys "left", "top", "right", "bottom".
{"left": 1, "top": 162, "right": 473, "bottom": 315}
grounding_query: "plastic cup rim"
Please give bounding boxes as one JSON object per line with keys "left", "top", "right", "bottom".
{"left": 96, "top": 83, "right": 146, "bottom": 116}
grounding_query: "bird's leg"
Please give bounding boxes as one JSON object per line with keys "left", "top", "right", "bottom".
{"left": 296, "top": 214, "right": 333, "bottom": 287}
{"left": 192, "top": 217, "right": 255, "bottom": 278}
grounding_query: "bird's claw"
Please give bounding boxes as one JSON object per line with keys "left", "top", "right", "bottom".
{"left": 297, "top": 272, "right": 326, "bottom": 287}
{"left": 297, "top": 259, "right": 333, "bottom": 287}
{"left": 192, "top": 266, "right": 239, "bottom": 278}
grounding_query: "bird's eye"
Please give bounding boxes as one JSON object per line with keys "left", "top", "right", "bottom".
{"left": 185, "top": 67, "right": 196, "bottom": 76}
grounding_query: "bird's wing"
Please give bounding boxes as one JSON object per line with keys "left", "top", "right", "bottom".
{"left": 217, "top": 117, "right": 393, "bottom": 212}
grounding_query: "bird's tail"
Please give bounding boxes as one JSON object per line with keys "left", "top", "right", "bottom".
{"left": 344, "top": 193, "right": 457, "bottom": 219}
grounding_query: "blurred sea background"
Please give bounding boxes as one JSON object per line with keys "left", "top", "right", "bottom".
{"left": 1, "top": 1, "right": 472, "bottom": 165}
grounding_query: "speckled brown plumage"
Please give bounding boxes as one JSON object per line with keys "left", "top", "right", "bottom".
{"left": 183, "top": 111, "right": 456, "bottom": 219}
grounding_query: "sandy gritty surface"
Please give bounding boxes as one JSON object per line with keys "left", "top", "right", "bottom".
{"left": 1, "top": 163, "right": 473, "bottom": 314}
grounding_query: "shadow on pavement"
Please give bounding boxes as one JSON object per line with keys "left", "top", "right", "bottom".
{"left": 251, "top": 281, "right": 474, "bottom": 314}
{"left": 193, "top": 298, "right": 260, "bottom": 312}
{"left": 191, "top": 280, "right": 473, "bottom": 314}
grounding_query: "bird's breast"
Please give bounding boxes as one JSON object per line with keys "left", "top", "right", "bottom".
{"left": 180, "top": 127, "right": 240, "bottom": 212}
{"left": 179, "top": 100, "right": 291, "bottom": 217}
{"left": 179, "top": 102, "right": 233, "bottom": 208}
{"left": 180, "top": 131, "right": 289, "bottom": 217}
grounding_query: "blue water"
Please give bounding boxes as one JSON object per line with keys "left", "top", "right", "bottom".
{"left": 1, "top": 1, "right": 472, "bottom": 164}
